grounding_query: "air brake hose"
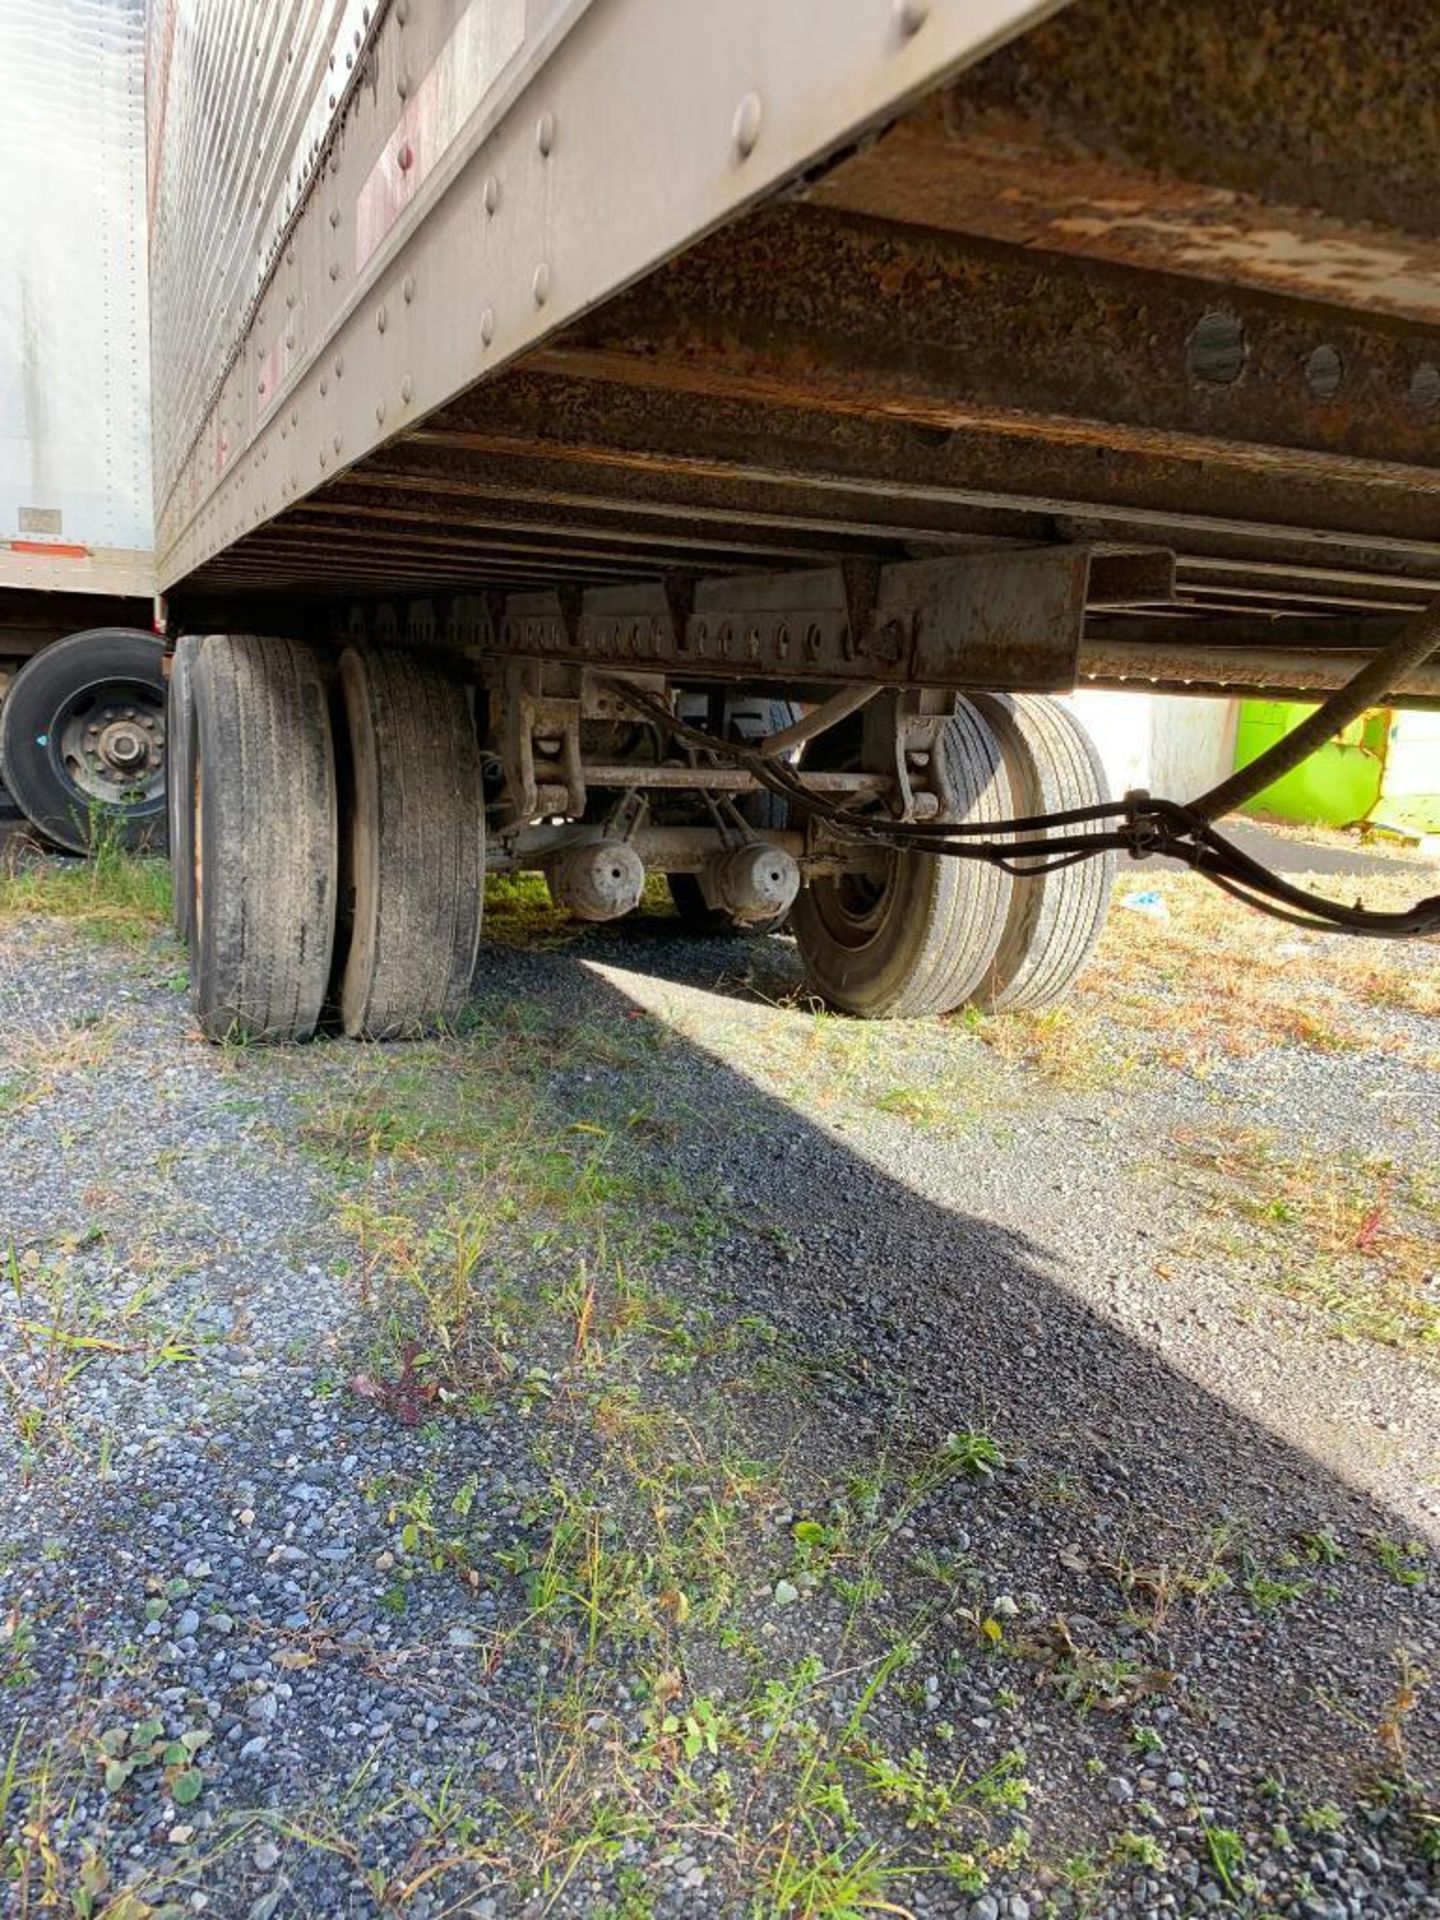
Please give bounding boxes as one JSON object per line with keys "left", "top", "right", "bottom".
{"left": 598, "top": 673, "right": 1440, "bottom": 938}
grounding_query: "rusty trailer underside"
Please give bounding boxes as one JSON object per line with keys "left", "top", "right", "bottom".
{"left": 170, "top": 0, "right": 1440, "bottom": 704}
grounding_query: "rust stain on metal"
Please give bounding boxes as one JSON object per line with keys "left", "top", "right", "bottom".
{"left": 170, "top": 0, "right": 1440, "bottom": 689}
{"left": 809, "top": 115, "right": 1440, "bottom": 326}
{"left": 940, "top": 0, "right": 1440, "bottom": 245}
{"left": 1080, "top": 640, "right": 1440, "bottom": 704}
{"left": 530, "top": 204, "right": 1440, "bottom": 475}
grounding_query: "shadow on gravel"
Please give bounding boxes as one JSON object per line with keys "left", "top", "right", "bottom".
{"left": 1, "top": 911, "right": 1435, "bottom": 1916}
{"left": 527, "top": 908, "right": 811, "bottom": 1007}
{"left": 517, "top": 934, "right": 1438, "bottom": 1728}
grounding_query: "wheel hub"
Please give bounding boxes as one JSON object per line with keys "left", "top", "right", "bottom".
{"left": 95, "top": 717, "right": 151, "bottom": 773}
{"left": 58, "top": 688, "right": 167, "bottom": 803}
{"left": 811, "top": 855, "right": 897, "bottom": 949}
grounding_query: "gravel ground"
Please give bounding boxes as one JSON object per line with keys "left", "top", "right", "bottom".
{"left": 0, "top": 866, "right": 1436, "bottom": 1919}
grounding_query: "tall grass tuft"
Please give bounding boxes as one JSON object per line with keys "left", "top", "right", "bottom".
{"left": 0, "top": 809, "right": 171, "bottom": 942}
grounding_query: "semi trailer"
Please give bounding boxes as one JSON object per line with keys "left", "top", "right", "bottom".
{"left": 27, "top": 0, "right": 1440, "bottom": 1032}
{"left": 0, "top": 0, "right": 166, "bottom": 853}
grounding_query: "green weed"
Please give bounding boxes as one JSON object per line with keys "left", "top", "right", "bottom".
{"left": 0, "top": 819, "right": 169, "bottom": 942}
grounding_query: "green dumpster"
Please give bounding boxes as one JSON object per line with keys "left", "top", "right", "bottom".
{"left": 1234, "top": 701, "right": 1388, "bottom": 827}
{"left": 1235, "top": 703, "right": 1440, "bottom": 834}
{"left": 1370, "top": 710, "right": 1440, "bottom": 836}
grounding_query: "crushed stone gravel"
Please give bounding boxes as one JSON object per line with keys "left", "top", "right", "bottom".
{"left": 0, "top": 890, "right": 1436, "bottom": 1918}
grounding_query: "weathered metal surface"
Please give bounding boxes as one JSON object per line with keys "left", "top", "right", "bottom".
{"left": 492, "top": 548, "right": 1170, "bottom": 691}
{"left": 707, "top": 843, "right": 802, "bottom": 923}
{"left": 810, "top": 118, "right": 1440, "bottom": 331}
{"left": 413, "top": 373, "right": 1440, "bottom": 557}
{"left": 578, "top": 767, "right": 887, "bottom": 794}
{"left": 0, "top": 0, "right": 153, "bottom": 599}
{"left": 1078, "top": 643, "right": 1440, "bottom": 704}
{"left": 758, "top": 687, "right": 881, "bottom": 757}
{"left": 157, "top": 0, "right": 1440, "bottom": 703}
{"left": 1086, "top": 615, "right": 1415, "bottom": 654}
{"left": 182, "top": 336, "right": 1440, "bottom": 610}
{"left": 0, "top": 545, "right": 155, "bottom": 600}
{"left": 1082, "top": 641, "right": 1440, "bottom": 710}
{"left": 494, "top": 823, "right": 813, "bottom": 874}
{"left": 545, "top": 839, "right": 646, "bottom": 919}
{"left": 939, "top": 0, "right": 1440, "bottom": 255}
{"left": 145, "top": 0, "right": 385, "bottom": 508}
{"left": 151, "top": 0, "right": 1060, "bottom": 589}
{"left": 532, "top": 205, "right": 1440, "bottom": 474}
{"left": 807, "top": 0, "right": 1440, "bottom": 326}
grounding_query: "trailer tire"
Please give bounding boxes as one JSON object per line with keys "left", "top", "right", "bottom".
{"left": 0, "top": 628, "right": 166, "bottom": 854}
{"left": 667, "top": 698, "right": 799, "bottom": 935}
{"left": 189, "top": 634, "right": 337, "bottom": 1043}
{"left": 791, "top": 703, "right": 1014, "bottom": 1018}
{"left": 166, "top": 639, "right": 198, "bottom": 942}
{"left": 967, "top": 695, "right": 1114, "bottom": 1013}
{"left": 333, "top": 647, "right": 484, "bottom": 1040}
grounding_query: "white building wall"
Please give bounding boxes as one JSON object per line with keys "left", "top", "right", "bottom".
{"left": 1067, "top": 690, "right": 1238, "bottom": 802}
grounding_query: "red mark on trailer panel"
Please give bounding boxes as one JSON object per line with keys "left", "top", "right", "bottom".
{"left": 6, "top": 540, "right": 91, "bottom": 559}
{"left": 355, "top": 0, "right": 523, "bottom": 274}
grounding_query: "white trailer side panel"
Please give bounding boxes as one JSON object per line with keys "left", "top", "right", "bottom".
{"left": 146, "top": 0, "right": 1061, "bottom": 589}
{"left": 0, "top": 0, "right": 153, "bottom": 598}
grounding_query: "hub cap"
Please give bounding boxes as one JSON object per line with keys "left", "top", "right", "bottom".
{"left": 55, "top": 682, "right": 167, "bottom": 806}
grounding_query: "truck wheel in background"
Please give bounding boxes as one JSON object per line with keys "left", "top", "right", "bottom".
{"left": 791, "top": 703, "right": 1014, "bottom": 1018}
{"left": 166, "top": 637, "right": 198, "bottom": 942}
{"left": 0, "top": 628, "right": 166, "bottom": 854}
{"left": 333, "top": 647, "right": 484, "bottom": 1040}
{"left": 187, "top": 634, "right": 337, "bottom": 1043}
{"left": 967, "top": 694, "right": 1115, "bottom": 1013}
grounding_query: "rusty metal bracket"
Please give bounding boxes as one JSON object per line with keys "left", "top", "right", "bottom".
{"left": 489, "top": 546, "right": 1174, "bottom": 692}
{"left": 839, "top": 557, "right": 882, "bottom": 663}
{"left": 860, "top": 689, "right": 949, "bottom": 823}
{"left": 498, "top": 659, "right": 586, "bottom": 823}
{"left": 498, "top": 659, "right": 542, "bottom": 823}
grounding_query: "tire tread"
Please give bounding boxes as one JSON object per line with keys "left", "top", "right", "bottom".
{"left": 968, "top": 694, "right": 1114, "bottom": 1013}
{"left": 792, "top": 705, "right": 1014, "bottom": 1018}
{"left": 190, "top": 634, "right": 337, "bottom": 1043}
{"left": 167, "top": 638, "right": 198, "bottom": 941}
{"left": 337, "top": 647, "right": 483, "bottom": 1039}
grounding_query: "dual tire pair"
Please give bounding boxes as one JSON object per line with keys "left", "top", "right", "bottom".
{"left": 169, "top": 637, "right": 1110, "bottom": 1040}
{"left": 790, "top": 696, "right": 1114, "bottom": 1018}
{"left": 169, "top": 634, "right": 483, "bottom": 1043}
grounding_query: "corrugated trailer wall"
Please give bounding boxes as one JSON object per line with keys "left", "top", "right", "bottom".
{"left": 0, "top": 0, "right": 152, "bottom": 598}
{"left": 145, "top": 0, "right": 377, "bottom": 519}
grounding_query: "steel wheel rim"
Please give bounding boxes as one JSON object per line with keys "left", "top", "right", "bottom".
{"left": 808, "top": 853, "right": 900, "bottom": 953}
{"left": 50, "top": 676, "right": 166, "bottom": 809}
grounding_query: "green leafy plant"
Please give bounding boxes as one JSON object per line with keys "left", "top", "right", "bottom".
{"left": 1114, "top": 1829, "right": 1167, "bottom": 1870}
{"left": 1242, "top": 1568, "right": 1308, "bottom": 1613}
{"left": 96, "top": 1717, "right": 208, "bottom": 1804}
{"left": 1372, "top": 1535, "right": 1428, "bottom": 1589}
{"left": 1202, "top": 1823, "right": 1245, "bottom": 1895}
